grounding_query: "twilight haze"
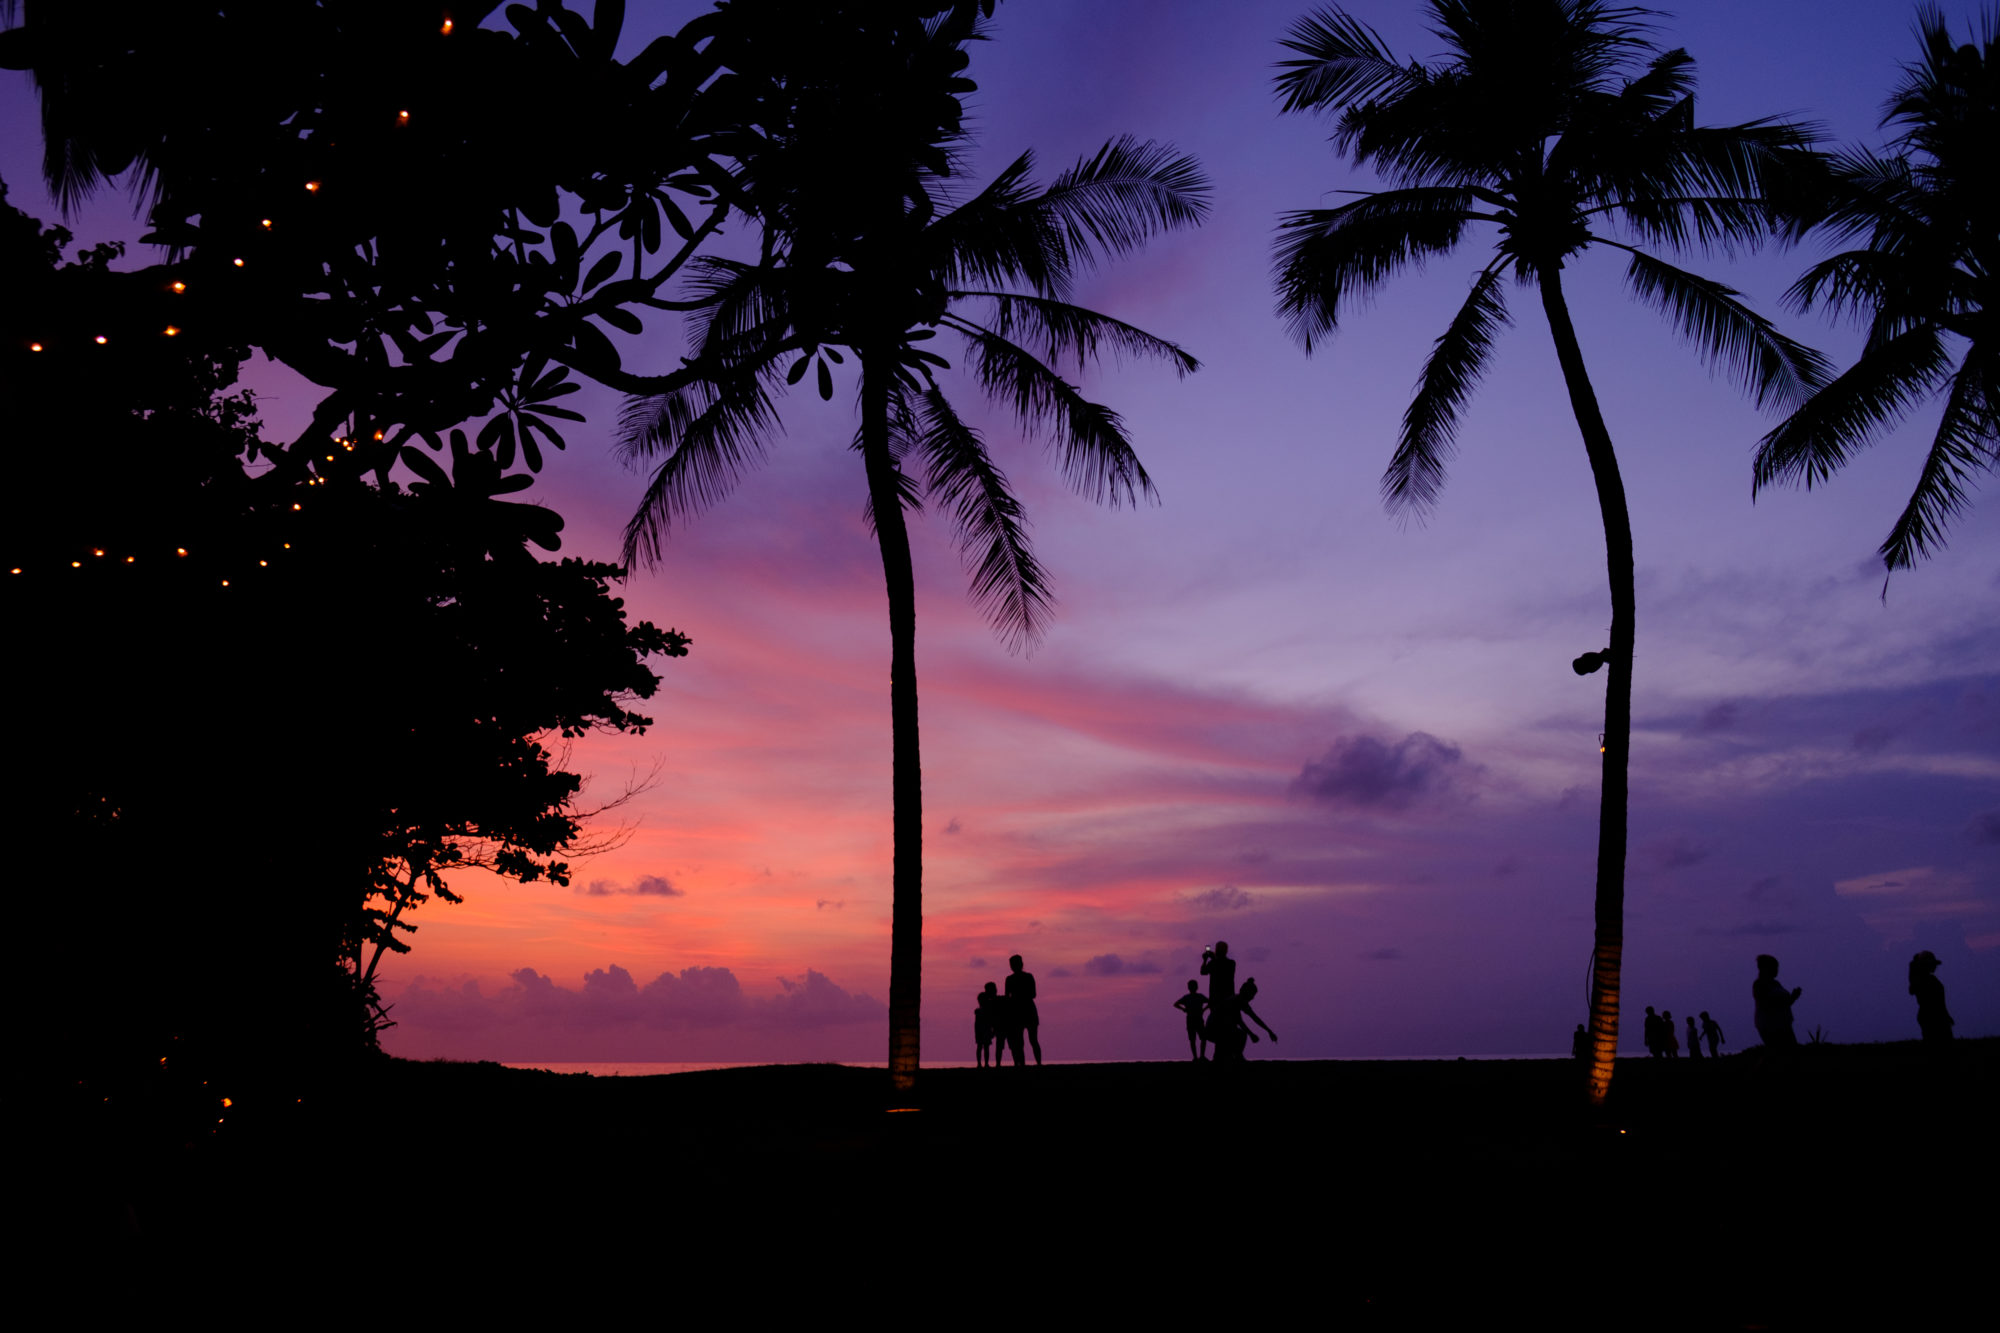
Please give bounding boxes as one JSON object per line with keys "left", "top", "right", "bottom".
{"left": 9, "top": 0, "right": 1994, "bottom": 1064}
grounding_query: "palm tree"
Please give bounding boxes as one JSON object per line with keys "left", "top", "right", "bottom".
{"left": 1755, "top": 7, "right": 1998, "bottom": 576}
{"left": 619, "top": 2, "right": 1207, "bottom": 1091}
{"left": 1272, "top": 0, "right": 1823, "bottom": 1105}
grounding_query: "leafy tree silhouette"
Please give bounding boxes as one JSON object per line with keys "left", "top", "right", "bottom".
{"left": 1755, "top": 8, "right": 2000, "bottom": 577}
{"left": 1272, "top": 0, "right": 1822, "bottom": 1104}
{"left": 3, "top": 179, "right": 685, "bottom": 1069}
{"left": 618, "top": 0, "right": 1208, "bottom": 1089}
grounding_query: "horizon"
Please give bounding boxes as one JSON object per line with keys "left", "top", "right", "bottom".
{"left": 8, "top": 0, "right": 1995, "bottom": 1066}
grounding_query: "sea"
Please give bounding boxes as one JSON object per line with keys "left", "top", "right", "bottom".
{"left": 502, "top": 1054, "right": 1569, "bottom": 1077}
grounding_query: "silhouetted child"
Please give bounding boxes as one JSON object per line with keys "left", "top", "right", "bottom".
{"left": 1173, "top": 980, "right": 1209, "bottom": 1061}
{"left": 1685, "top": 1013, "right": 1702, "bottom": 1061}
{"left": 1752, "top": 954, "right": 1802, "bottom": 1049}
{"left": 1662, "top": 1010, "right": 1680, "bottom": 1058}
{"left": 976, "top": 981, "right": 1001, "bottom": 1067}
{"left": 1643, "top": 1006, "right": 1663, "bottom": 1057}
{"left": 1699, "top": 1011, "right": 1724, "bottom": 1058}
{"left": 1909, "top": 951, "right": 1954, "bottom": 1043}
{"left": 1572, "top": 1023, "right": 1590, "bottom": 1061}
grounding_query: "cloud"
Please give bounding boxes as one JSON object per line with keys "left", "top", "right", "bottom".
{"left": 1082, "top": 953, "right": 1161, "bottom": 976}
{"left": 1648, "top": 836, "right": 1709, "bottom": 871}
{"left": 816, "top": 899, "right": 845, "bottom": 910}
{"left": 968, "top": 956, "right": 987, "bottom": 968}
{"left": 581, "top": 874, "right": 682, "bottom": 897}
{"left": 1968, "top": 811, "right": 2000, "bottom": 846}
{"left": 943, "top": 817, "right": 962, "bottom": 835}
{"left": 1834, "top": 865, "right": 1995, "bottom": 948}
{"left": 1292, "top": 732, "right": 1471, "bottom": 811}
{"left": 1185, "top": 884, "right": 1255, "bottom": 912}
{"left": 1699, "top": 702, "right": 1739, "bottom": 733}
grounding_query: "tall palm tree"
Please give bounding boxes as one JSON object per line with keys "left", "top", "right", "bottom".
{"left": 1272, "top": 0, "right": 1823, "bottom": 1105}
{"left": 1755, "top": 7, "right": 1998, "bottom": 576}
{"left": 620, "top": 2, "right": 1207, "bottom": 1091}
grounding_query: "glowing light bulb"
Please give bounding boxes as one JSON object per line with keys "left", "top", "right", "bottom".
{"left": 260, "top": 219, "right": 273, "bottom": 229}
{"left": 259, "top": 560, "right": 269, "bottom": 567}
{"left": 441, "top": 18, "right": 454, "bottom": 33}
{"left": 233, "top": 258, "right": 245, "bottom": 268}
{"left": 92, "top": 549, "right": 104, "bottom": 557}
{"left": 176, "top": 548, "right": 188, "bottom": 556}
{"left": 164, "top": 326, "right": 180, "bottom": 337}
{"left": 221, "top": 579, "right": 230, "bottom": 586}
{"left": 292, "top": 503, "right": 302, "bottom": 511}
{"left": 373, "top": 430, "right": 385, "bottom": 440}
{"left": 125, "top": 556, "right": 135, "bottom": 563}
{"left": 171, "top": 281, "right": 186, "bottom": 293}
{"left": 94, "top": 335, "right": 107, "bottom": 345}
{"left": 29, "top": 342, "right": 41, "bottom": 352}
{"left": 71, "top": 561, "right": 81, "bottom": 568}
{"left": 8, "top": 568, "right": 19, "bottom": 575}
{"left": 397, "top": 110, "right": 410, "bottom": 124}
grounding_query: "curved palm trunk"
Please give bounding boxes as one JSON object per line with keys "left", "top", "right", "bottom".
{"left": 858, "top": 350, "right": 924, "bottom": 1094}
{"left": 1538, "top": 268, "right": 1636, "bottom": 1110}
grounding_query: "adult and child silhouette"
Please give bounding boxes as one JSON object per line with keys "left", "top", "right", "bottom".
{"left": 1571, "top": 950, "right": 1956, "bottom": 1062}
{"left": 1173, "top": 941, "right": 1277, "bottom": 1063}
{"left": 974, "top": 955, "right": 1042, "bottom": 1067}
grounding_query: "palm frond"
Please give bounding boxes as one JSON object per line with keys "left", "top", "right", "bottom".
{"left": 948, "top": 316, "right": 1156, "bottom": 507}
{"left": 955, "top": 291, "right": 1199, "bottom": 377}
{"left": 1029, "top": 136, "right": 1210, "bottom": 268}
{"left": 617, "top": 367, "right": 786, "bottom": 567}
{"left": 1273, "top": 188, "right": 1477, "bottom": 351}
{"left": 1385, "top": 266, "right": 1510, "bottom": 519}
{"left": 1620, "top": 248, "right": 1830, "bottom": 409}
{"left": 1752, "top": 322, "right": 1953, "bottom": 491}
{"left": 1274, "top": 7, "right": 1422, "bottom": 114}
{"left": 930, "top": 152, "right": 1072, "bottom": 296}
{"left": 1879, "top": 350, "right": 2000, "bottom": 569}
{"left": 910, "top": 387, "right": 1054, "bottom": 651}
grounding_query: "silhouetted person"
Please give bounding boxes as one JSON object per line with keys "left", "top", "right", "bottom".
{"left": 1239, "top": 978, "right": 1277, "bottom": 1045}
{"left": 1173, "top": 980, "right": 1209, "bottom": 1061}
{"left": 1685, "top": 1013, "right": 1702, "bottom": 1061}
{"left": 1572, "top": 1023, "right": 1591, "bottom": 1062}
{"left": 1643, "top": 1005, "right": 1663, "bottom": 1057}
{"left": 976, "top": 981, "right": 1001, "bottom": 1068}
{"left": 1662, "top": 1010, "right": 1680, "bottom": 1058}
{"left": 1006, "top": 955, "right": 1040, "bottom": 1066}
{"left": 1752, "top": 954, "right": 1802, "bottom": 1050}
{"left": 1699, "top": 1011, "right": 1724, "bottom": 1058}
{"left": 1201, "top": 942, "right": 1238, "bottom": 1061}
{"left": 1909, "top": 951, "right": 1954, "bottom": 1043}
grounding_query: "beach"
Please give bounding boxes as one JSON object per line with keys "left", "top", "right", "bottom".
{"left": 26, "top": 1038, "right": 1993, "bottom": 1324}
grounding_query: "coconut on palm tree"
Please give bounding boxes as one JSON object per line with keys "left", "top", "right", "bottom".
{"left": 1755, "top": 7, "right": 1998, "bottom": 575}
{"left": 1272, "top": 0, "right": 1823, "bottom": 1104}
{"left": 620, "top": 0, "right": 1208, "bottom": 1090}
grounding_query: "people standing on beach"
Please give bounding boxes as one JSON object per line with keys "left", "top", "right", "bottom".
{"left": 1909, "top": 951, "right": 1954, "bottom": 1043}
{"left": 1643, "top": 1006, "right": 1663, "bottom": 1057}
{"left": 1685, "top": 1013, "right": 1702, "bottom": 1060}
{"left": 1006, "top": 954, "right": 1041, "bottom": 1066}
{"left": 1662, "top": 1010, "right": 1680, "bottom": 1058}
{"left": 1572, "top": 1023, "right": 1591, "bottom": 1062}
{"left": 1173, "top": 980, "right": 1209, "bottom": 1061}
{"left": 1201, "top": 942, "right": 1239, "bottom": 1063}
{"left": 1752, "top": 954, "right": 1803, "bottom": 1050}
{"left": 976, "top": 981, "right": 1001, "bottom": 1068}
{"left": 1699, "top": 1011, "right": 1724, "bottom": 1058}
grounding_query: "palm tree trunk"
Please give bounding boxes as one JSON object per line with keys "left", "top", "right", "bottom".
{"left": 858, "top": 352, "right": 924, "bottom": 1094}
{"left": 1538, "top": 268, "right": 1636, "bottom": 1110}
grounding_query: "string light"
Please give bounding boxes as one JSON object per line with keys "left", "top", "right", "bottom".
{"left": 176, "top": 548, "right": 188, "bottom": 556}
{"left": 233, "top": 258, "right": 245, "bottom": 268}
{"left": 171, "top": 281, "right": 186, "bottom": 293}
{"left": 306, "top": 181, "right": 321, "bottom": 192}
{"left": 292, "top": 503, "right": 302, "bottom": 511}
{"left": 221, "top": 579, "right": 230, "bottom": 586}
{"left": 94, "top": 335, "right": 107, "bottom": 344}
{"left": 441, "top": 18, "right": 454, "bottom": 34}
{"left": 29, "top": 342, "right": 41, "bottom": 352}
{"left": 164, "top": 326, "right": 180, "bottom": 337}
{"left": 397, "top": 110, "right": 411, "bottom": 124}
{"left": 260, "top": 219, "right": 273, "bottom": 229}
{"left": 71, "top": 561, "right": 81, "bottom": 568}
{"left": 92, "top": 549, "right": 104, "bottom": 557}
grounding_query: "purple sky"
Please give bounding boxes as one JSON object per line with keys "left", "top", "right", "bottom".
{"left": 10, "top": 0, "right": 1995, "bottom": 1062}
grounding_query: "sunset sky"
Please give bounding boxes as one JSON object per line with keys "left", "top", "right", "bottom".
{"left": 9, "top": 0, "right": 1996, "bottom": 1064}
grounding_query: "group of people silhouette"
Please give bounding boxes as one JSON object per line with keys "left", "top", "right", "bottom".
{"left": 1568, "top": 950, "right": 1957, "bottom": 1060}
{"left": 1170, "top": 941, "right": 1277, "bottom": 1063}
{"left": 973, "top": 955, "right": 1041, "bottom": 1067}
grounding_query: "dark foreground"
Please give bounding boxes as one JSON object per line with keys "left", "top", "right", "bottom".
{"left": 23, "top": 1039, "right": 1996, "bottom": 1326}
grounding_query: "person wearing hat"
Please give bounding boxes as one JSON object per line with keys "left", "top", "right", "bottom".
{"left": 1908, "top": 951, "right": 1954, "bottom": 1043}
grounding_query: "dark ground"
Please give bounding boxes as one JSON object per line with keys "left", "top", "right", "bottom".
{"left": 21, "top": 1038, "right": 1995, "bottom": 1326}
